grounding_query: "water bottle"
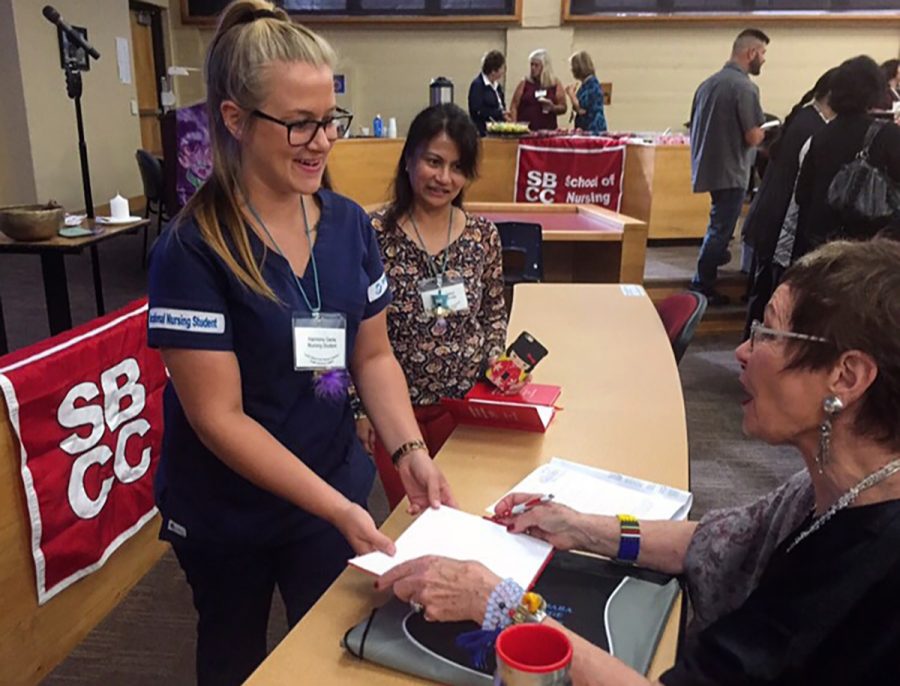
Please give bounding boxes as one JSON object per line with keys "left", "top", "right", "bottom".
{"left": 373, "top": 113, "right": 384, "bottom": 138}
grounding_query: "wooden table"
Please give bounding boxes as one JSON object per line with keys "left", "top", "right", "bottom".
{"left": 0, "top": 218, "right": 149, "bottom": 353}
{"left": 246, "top": 283, "right": 688, "bottom": 685}
{"left": 468, "top": 202, "right": 647, "bottom": 285}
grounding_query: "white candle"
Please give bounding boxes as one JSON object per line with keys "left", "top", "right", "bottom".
{"left": 109, "top": 193, "right": 129, "bottom": 220}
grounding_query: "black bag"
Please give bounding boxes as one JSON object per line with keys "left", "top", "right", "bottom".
{"left": 342, "top": 552, "right": 680, "bottom": 686}
{"left": 827, "top": 121, "right": 900, "bottom": 225}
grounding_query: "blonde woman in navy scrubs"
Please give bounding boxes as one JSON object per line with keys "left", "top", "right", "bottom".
{"left": 146, "top": 3, "right": 454, "bottom": 685}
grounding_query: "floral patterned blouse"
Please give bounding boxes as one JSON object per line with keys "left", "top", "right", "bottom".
{"left": 370, "top": 209, "right": 508, "bottom": 406}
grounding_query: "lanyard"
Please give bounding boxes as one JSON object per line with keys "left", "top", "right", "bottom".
{"left": 247, "top": 196, "right": 322, "bottom": 317}
{"left": 408, "top": 209, "right": 453, "bottom": 286}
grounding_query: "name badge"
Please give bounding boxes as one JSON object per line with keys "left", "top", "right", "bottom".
{"left": 535, "top": 89, "right": 548, "bottom": 99}
{"left": 292, "top": 312, "right": 347, "bottom": 371}
{"left": 417, "top": 276, "right": 469, "bottom": 315}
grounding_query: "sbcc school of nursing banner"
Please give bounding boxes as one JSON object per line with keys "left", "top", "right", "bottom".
{"left": 514, "top": 136, "right": 626, "bottom": 211}
{"left": 0, "top": 300, "right": 166, "bottom": 604}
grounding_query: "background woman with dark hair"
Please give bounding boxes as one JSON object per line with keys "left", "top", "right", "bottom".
{"left": 468, "top": 50, "right": 509, "bottom": 136}
{"left": 742, "top": 68, "right": 836, "bottom": 339}
{"left": 793, "top": 55, "right": 900, "bottom": 259}
{"left": 880, "top": 58, "right": 899, "bottom": 109}
{"left": 361, "top": 104, "right": 508, "bottom": 507}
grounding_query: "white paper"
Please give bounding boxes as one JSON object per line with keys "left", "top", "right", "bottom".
{"left": 116, "top": 37, "right": 132, "bottom": 85}
{"left": 487, "top": 457, "right": 693, "bottom": 521}
{"left": 619, "top": 284, "right": 646, "bottom": 297}
{"left": 350, "top": 507, "right": 553, "bottom": 590}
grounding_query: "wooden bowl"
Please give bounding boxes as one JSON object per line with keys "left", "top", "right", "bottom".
{"left": 0, "top": 204, "right": 64, "bottom": 242}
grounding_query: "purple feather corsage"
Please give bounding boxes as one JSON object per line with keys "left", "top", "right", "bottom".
{"left": 313, "top": 369, "right": 350, "bottom": 403}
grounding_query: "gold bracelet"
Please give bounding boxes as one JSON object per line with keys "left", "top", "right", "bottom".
{"left": 391, "top": 439, "right": 427, "bottom": 466}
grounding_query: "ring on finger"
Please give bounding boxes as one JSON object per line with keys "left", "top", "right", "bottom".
{"left": 410, "top": 600, "right": 424, "bottom": 614}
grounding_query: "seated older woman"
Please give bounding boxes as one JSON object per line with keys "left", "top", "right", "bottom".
{"left": 376, "top": 237, "right": 900, "bottom": 685}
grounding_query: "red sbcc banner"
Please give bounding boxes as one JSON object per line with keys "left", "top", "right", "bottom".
{"left": 514, "top": 136, "right": 626, "bottom": 211}
{"left": 0, "top": 300, "right": 166, "bottom": 604}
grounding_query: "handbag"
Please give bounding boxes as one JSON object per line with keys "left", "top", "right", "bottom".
{"left": 827, "top": 121, "right": 900, "bottom": 225}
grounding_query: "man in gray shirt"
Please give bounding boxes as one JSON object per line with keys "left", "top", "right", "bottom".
{"left": 689, "top": 29, "right": 768, "bottom": 305}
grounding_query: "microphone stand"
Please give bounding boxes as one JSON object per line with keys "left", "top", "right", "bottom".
{"left": 63, "top": 58, "right": 94, "bottom": 220}
{"left": 61, "top": 56, "right": 105, "bottom": 317}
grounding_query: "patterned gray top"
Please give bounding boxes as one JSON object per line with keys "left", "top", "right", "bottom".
{"left": 683, "top": 470, "right": 815, "bottom": 632}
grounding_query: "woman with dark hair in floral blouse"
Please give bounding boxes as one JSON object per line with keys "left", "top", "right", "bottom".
{"left": 359, "top": 103, "right": 509, "bottom": 508}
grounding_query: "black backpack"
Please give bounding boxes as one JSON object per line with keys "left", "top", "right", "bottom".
{"left": 827, "top": 121, "right": 900, "bottom": 225}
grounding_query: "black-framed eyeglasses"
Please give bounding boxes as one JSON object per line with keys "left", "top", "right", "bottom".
{"left": 749, "top": 319, "right": 829, "bottom": 353}
{"left": 251, "top": 107, "right": 353, "bottom": 146}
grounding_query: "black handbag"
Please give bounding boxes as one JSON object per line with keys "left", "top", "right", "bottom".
{"left": 827, "top": 121, "right": 900, "bottom": 225}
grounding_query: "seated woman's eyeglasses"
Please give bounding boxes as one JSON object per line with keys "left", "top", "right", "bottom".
{"left": 251, "top": 108, "right": 354, "bottom": 146}
{"left": 749, "top": 320, "right": 829, "bottom": 352}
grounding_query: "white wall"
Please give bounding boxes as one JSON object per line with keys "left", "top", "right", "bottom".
{"left": 10, "top": 0, "right": 145, "bottom": 210}
{"left": 0, "top": 0, "right": 37, "bottom": 206}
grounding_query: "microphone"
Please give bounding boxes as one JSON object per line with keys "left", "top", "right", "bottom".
{"left": 42, "top": 5, "right": 100, "bottom": 60}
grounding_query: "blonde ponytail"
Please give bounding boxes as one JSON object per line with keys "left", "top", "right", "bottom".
{"left": 177, "top": 0, "right": 336, "bottom": 301}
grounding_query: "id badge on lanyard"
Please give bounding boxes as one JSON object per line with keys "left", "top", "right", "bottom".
{"left": 417, "top": 275, "right": 469, "bottom": 315}
{"left": 292, "top": 312, "right": 347, "bottom": 371}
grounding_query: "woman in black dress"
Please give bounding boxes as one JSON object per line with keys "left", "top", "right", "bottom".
{"left": 793, "top": 55, "right": 900, "bottom": 259}
{"left": 742, "top": 68, "right": 835, "bottom": 339}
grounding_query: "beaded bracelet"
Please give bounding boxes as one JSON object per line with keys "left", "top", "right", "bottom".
{"left": 616, "top": 514, "right": 641, "bottom": 563}
{"left": 482, "top": 578, "right": 524, "bottom": 631}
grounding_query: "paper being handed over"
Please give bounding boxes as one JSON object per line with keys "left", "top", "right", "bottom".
{"left": 349, "top": 506, "right": 553, "bottom": 590}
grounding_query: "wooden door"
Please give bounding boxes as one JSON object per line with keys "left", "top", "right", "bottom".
{"left": 130, "top": 9, "right": 161, "bottom": 155}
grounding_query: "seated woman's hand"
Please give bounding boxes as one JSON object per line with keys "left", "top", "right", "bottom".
{"left": 397, "top": 449, "right": 458, "bottom": 515}
{"left": 375, "top": 556, "right": 501, "bottom": 623}
{"left": 493, "top": 493, "right": 586, "bottom": 550}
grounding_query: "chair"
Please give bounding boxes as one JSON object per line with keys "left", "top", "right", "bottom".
{"left": 655, "top": 291, "right": 708, "bottom": 364}
{"left": 135, "top": 149, "right": 170, "bottom": 267}
{"left": 495, "top": 222, "right": 544, "bottom": 286}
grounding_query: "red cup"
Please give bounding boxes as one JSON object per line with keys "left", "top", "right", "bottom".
{"left": 495, "top": 624, "right": 573, "bottom": 685}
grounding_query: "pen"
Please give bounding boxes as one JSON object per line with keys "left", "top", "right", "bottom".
{"left": 510, "top": 494, "right": 554, "bottom": 516}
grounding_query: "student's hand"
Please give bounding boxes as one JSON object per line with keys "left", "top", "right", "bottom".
{"left": 375, "top": 556, "right": 500, "bottom": 623}
{"left": 356, "top": 416, "right": 376, "bottom": 455}
{"left": 493, "top": 494, "right": 586, "bottom": 550}
{"left": 537, "top": 97, "right": 554, "bottom": 109}
{"left": 397, "top": 450, "right": 458, "bottom": 514}
{"left": 503, "top": 110, "right": 513, "bottom": 122}
{"left": 333, "top": 501, "right": 396, "bottom": 556}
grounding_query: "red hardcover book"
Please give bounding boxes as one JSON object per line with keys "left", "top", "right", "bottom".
{"left": 465, "top": 381, "right": 562, "bottom": 407}
{"left": 440, "top": 383, "right": 562, "bottom": 433}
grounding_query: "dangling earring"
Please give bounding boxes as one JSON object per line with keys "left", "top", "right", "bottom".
{"left": 816, "top": 395, "right": 844, "bottom": 475}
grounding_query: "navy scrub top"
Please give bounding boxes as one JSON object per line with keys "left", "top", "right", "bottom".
{"left": 147, "top": 189, "right": 391, "bottom": 548}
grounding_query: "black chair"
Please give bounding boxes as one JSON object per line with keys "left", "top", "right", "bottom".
{"left": 135, "top": 149, "right": 170, "bottom": 267}
{"left": 495, "top": 222, "right": 544, "bottom": 286}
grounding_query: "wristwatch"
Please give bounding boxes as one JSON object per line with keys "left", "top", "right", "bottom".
{"left": 511, "top": 591, "right": 547, "bottom": 625}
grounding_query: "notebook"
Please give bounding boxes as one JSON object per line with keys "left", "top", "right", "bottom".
{"left": 349, "top": 506, "right": 554, "bottom": 590}
{"left": 486, "top": 457, "right": 693, "bottom": 521}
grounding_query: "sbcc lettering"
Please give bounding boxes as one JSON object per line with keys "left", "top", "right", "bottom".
{"left": 56, "top": 358, "right": 152, "bottom": 519}
{"left": 525, "top": 170, "right": 557, "bottom": 204}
